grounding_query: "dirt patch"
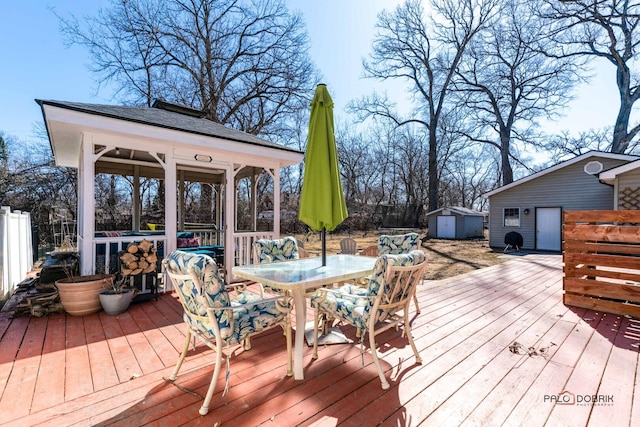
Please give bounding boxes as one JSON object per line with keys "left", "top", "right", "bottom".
{"left": 294, "top": 230, "right": 507, "bottom": 281}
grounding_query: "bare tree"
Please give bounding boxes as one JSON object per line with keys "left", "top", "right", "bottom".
{"left": 439, "top": 145, "right": 496, "bottom": 210}
{"left": 354, "top": 0, "right": 498, "bottom": 212}
{"left": 57, "top": 0, "right": 317, "bottom": 140}
{"left": 542, "top": 0, "right": 640, "bottom": 153}
{"left": 544, "top": 128, "right": 613, "bottom": 160}
{"left": 0, "top": 137, "right": 78, "bottom": 246}
{"left": 454, "top": 0, "right": 581, "bottom": 185}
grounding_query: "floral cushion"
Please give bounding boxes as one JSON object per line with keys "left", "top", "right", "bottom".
{"left": 378, "top": 233, "right": 420, "bottom": 255}
{"left": 230, "top": 292, "right": 288, "bottom": 343}
{"left": 253, "top": 236, "right": 299, "bottom": 264}
{"left": 310, "top": 251, "right": 426, "bottom": 331}
{"left": 166, "top": 251, "right": 287, "bottom": 344}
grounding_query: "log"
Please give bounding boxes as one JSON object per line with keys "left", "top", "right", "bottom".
{"left": 138, "top": 239, "right": 153, "bottom": 253}
{"left": 120, "top": 252, "right": 137, "bottom": 264}
{"left": 127, "top": 244, "right": 139, "bottom": 254}
{"left": 124, "top": 261, "right": 139, "bottom": 270}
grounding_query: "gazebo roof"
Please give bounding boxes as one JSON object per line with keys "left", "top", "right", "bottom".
{"left": 36, "top": 99, "right": 303, "bottom": 169}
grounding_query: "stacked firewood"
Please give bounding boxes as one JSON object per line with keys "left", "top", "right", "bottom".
{"left": 120, "top": 239, "right": 158, "bottom": 276}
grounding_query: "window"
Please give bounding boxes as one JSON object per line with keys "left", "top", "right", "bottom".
{"left": 504, "top": 208, "right": 520, "bottom": 227}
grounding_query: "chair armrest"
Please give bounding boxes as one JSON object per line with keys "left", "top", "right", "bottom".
{"left": 225, "top": 280, "right": 254, "bottom": 292}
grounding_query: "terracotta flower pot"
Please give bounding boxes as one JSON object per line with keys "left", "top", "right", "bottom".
{"left": 55, "top": 274, "right": 113, "bottom": 316}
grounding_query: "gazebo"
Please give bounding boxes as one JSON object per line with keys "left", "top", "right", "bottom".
{"left": 37, "top": 99, "right": 303, "bottom": 288}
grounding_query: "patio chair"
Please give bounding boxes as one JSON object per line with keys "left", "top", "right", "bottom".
{"left": 377, "top": 232, "right": 423, "bottom": 313}
{"left": 377, "top": 232, "right": 421, "bottom": 256}
{"left": 298, "top": 246, "right": 310, "bottom": 258}
{"left": 163, "top": 250, "right": 292, "bottom": 416}
{"left": 339, "top": 237, "right": 357, "bottom": 255}
{"left": 296, "top": 238, "right": 305, "bottom": 249}
{"left": 310, "top": 250, "right": 427, "bottom": 389}
{"left": 252, "top": 236, "right": 300, "bottom": 295}
{"left": 360, "top": 244, "right": 378, "bottom": 257}
{"left": 253, "top": 236, "right": 300, "bottom": 264}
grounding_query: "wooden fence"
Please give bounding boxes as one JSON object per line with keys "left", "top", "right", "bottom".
{"left": 564, "top": 210, "right": 640, "bottom": 319}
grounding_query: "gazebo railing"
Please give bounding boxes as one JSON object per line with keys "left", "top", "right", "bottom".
{"left": 191, "top": 229, "right": 224, "bottom": 246}
{"left": 233, "top": 231, "right": 276, "bottom": 266}
{"left": 93, "top": 235, "right": 166, "bottom": 272}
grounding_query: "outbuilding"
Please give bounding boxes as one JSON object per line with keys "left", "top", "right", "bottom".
{"left": 425, "top": 206, "right": 485, "bottom": 239}
{"left": 482, "top": 151, "right": 638, "bottom": 251}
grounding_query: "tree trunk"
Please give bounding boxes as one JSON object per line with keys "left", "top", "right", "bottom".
{"left": 428, "top": 125, "right": 439, "bottom": 212}
{"left": 501, "top": 130, "right": 513, "bottom": 185}
{"left": 611, "top": 90, "right": 633, "bottom": 153}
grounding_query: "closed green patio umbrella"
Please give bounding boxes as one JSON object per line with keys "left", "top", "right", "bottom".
{"left": 298, "top": 84, "right": 348, "bottom": 266}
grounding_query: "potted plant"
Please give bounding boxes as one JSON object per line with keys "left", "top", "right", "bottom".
{"left": 55, "top": 273, "right": 113, "bottom": 316}
{"left": 99, "top": 275, "right": 138, "bottom": 315}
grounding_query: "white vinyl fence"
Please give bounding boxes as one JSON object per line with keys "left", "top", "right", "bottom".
{"left": 0, "top": 207, "right": 33, "bottom": 298}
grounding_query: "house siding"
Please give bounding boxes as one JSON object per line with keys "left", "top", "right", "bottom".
{"left": 487, "top": 157, "right": 627, "bottom": 249}
{"left": 617, "top": 169, "right": 640, "bottom": 209}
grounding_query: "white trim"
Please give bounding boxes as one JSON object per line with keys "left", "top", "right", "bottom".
{"left": 599, "top": 158, "right": 640, "bottom": 184}
{"left": 273, "top": 168, "right": 281, "bottom": 237}
{"left": 80, "top": 134, "right": 96, "bottom": 275}
{"left": 165, "top": 150, "right": 177, "bottom": 257}
{"left": 224, "top": 163, "right": 235, "bottom": 278}
{"left": 482, "top": 151, "right": 638, "bottom": 198}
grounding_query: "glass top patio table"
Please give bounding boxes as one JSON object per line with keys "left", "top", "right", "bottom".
{"left": 232, "top": 254, "right": 377, "bottom": 381}
{"left": 232, "top": 254, "right": 376, "bottom": 291}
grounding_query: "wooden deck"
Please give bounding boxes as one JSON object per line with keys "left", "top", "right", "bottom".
{"left": 0, "top": 254, "right": 639, "bottom": 426}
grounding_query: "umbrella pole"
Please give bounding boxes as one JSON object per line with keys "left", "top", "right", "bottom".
{"left": 322, "top": 228, "right": 326, "bottom": 266}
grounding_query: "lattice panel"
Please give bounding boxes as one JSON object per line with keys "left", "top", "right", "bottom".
{"left": 619, "top": 186, "right": 640, "bottom": 210}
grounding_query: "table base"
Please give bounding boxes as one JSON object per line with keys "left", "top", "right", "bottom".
{"left": 302, "top": 321, "right": 352, "bottom": 346}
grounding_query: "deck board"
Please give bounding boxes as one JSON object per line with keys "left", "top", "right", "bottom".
{"left": 1, "top": 254, "right": 639, "bottom": 426}
{"left": 31, "top": 315, "right": 66, "bottom": 413}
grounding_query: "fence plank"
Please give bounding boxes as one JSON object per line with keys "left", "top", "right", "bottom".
{"left": 564, "top": 210, "right": 640, "bottom": 223}
{"left": 564, "top": 224, "right": 640, "bottom": 242}
{"left": 563, "top": 240, "right": 640, "bottom": 256}
{"left": 565, "top": 277, "right": 640, "bottom": 301}
{"left": 563, "top": 294, "right": 640, "bottom": 319}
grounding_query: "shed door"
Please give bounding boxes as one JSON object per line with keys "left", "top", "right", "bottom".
{"left": 536, "top": 208, "right": 561, "bottom": 251}
{"left": 437, "top": 216, "right": 456, "bottom": 239}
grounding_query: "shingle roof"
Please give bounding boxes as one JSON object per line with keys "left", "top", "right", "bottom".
{"left": 425, "top": 206, "right": 485, "bottom": 217}
{"left": 35, "top": 99, "right": 302, "bottom": 154}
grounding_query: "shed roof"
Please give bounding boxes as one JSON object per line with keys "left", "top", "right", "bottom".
{"left": 425, "top": 206, "right": 485, "bottom": 217}
{"left": 482, "top": 151, "right": 639, "bottom": 198}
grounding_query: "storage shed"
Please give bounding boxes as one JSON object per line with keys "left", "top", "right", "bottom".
{"left": 425, "top": 206, "right": 485, "bottom": 239}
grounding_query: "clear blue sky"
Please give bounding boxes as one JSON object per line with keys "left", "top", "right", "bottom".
{"left": 0, "top": 0, "right": 621, "bottom": 143}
